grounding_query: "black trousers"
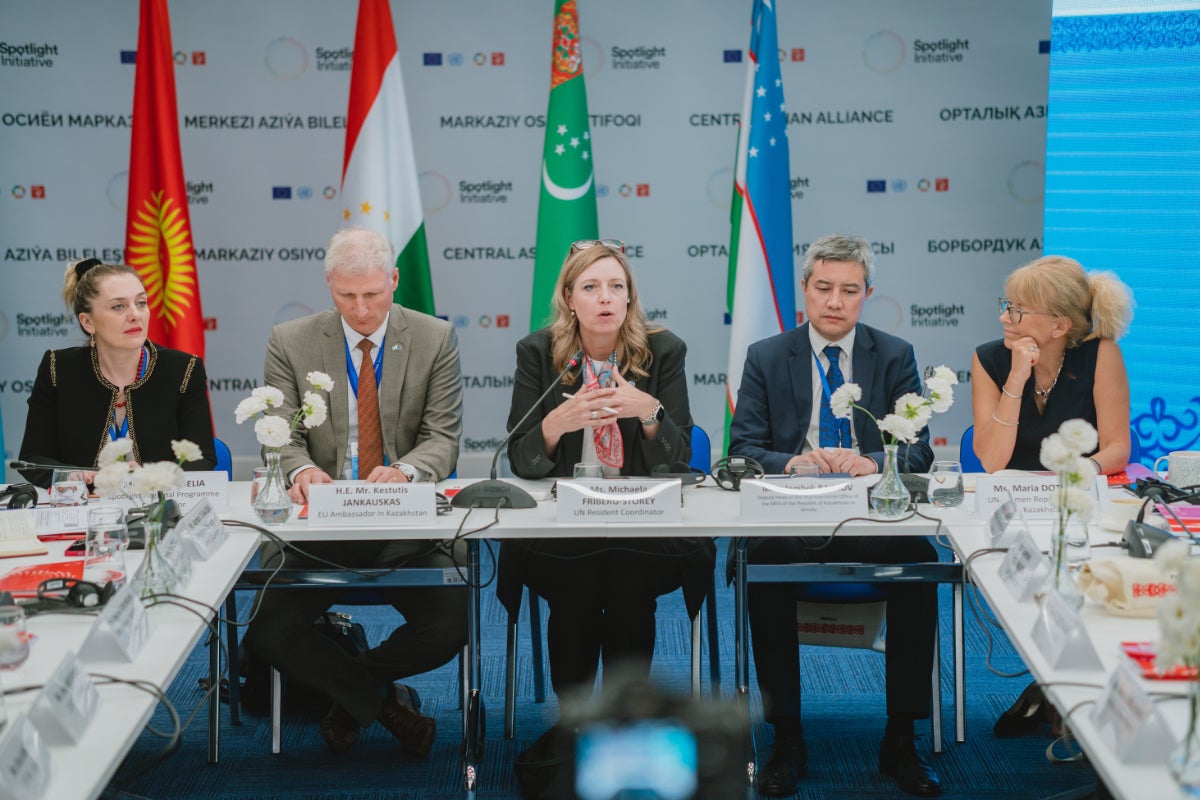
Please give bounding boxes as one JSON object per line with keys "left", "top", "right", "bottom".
{"left": 747, "top": 535, "right": 939, "bottom": 726}
{"left": 519, "top": 538, "right": 694, "bottom": 698}
{"left": 243, "top": 539, "right": 468, "bottom": 727}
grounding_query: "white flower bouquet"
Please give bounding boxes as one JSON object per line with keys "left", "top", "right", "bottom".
{"left": 1039, "top": 418, "right": 1099, "bottom": 600}
{"left": 829, "top": 365, "right": 958, "bottom": 445}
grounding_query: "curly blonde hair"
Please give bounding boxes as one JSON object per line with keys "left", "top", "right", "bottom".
{"left": 546, "top": 243, "right": 661, "bottom": 382}
{"left": 1005, "top": 255, "right": 1134, "bottom": 345}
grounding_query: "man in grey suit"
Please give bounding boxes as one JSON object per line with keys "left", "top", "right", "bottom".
{"left": 244, "top": 227, "right": 466, "bottom": 757}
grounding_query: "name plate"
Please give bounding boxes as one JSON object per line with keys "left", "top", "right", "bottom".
{"left": 173, "top": 499, "right": 229, "bottom": 561}
{"left": 157, "top": 530, "right": 192, "bottom": 593}
{"left": 1092, "top": 660, "right": 1175, "bottom": 763}
{"left": 975, "top": 474, "right": 1101, "bottom": 519}
{"left": 80, "top": 582, "right": 149, "bottom": 663}
{"left": 164, "top": 471, "right": 229, "bottom": 511}
{"left": 30, "top": 651, "right": 98, "bottom": 745}
{"left": 0, "top": 714, "right": 50, "bottom": 800}
{"left": 739, "top": 477, "right": 867, "bottom": 523}
{"left": 308, "top": 482, "right": 436, "bottom": 526}
{"left": 997, "top": 528, "right": 1050, "bottom": 602}
{"left": 556, "top": 479, "right": 682, "bottom": 524}
{"left": 1030, "top": 588, "right": 1103, "bottom": 671}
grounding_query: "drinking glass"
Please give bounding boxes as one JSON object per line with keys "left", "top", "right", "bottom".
{"left": 85, "top": 506, "right": 129, "bottom": 586}
{"left": 0, "top": 606, "right": 30, "bottom": 671}
{"left": 928, "top": 461, "right": 965, "bottom": 508}
{"left": 50, "top": 468, "right": 89, "bottom": 507}
{"left": 787, "top": 463, "right": 821, "bottom": 479}
{"left": 573, "top": 463, "right": 606, "bottom": 480}
{"left": 250, "top": 466, "right": 270, "bottom": 505}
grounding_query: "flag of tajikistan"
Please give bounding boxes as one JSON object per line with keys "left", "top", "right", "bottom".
{"left": 341, "top": 0, "right": 434, "bottom": 315}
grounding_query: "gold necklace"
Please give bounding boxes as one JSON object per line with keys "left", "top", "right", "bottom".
{"left": 1033, "top": 357, "right": 1064, "bottom": 398}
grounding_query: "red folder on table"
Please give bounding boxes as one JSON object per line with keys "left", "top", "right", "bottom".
{"left": 0, "top": 559, "right": 84, "bottom": 598}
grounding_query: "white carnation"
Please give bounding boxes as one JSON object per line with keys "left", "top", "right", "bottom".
{"left": 171, "top": 439, "right": 203, "bottom": 463}
{"left": 1177, "top": 560, "right": 1200, "bottom": 605}
{"left": 235, "top": 395, "right": 267, "bottom": 424}
{"left": 1154, "top": 538, "right": 1191, "bottom": 575}
{"left": 895, "top": 392, "right": 932, "bottom": 425}
{"left": 931, "top": 365, "right": 958, "bottom": 386}
{"left": 307, "top": 371, "right": 334, "bottom": 392}
{"left": 255, "top": 415, "right": 292, "bottom": 448}
{"left": 830, "top": 384, "right": 861, "bottom": 419}
{"left": 301, "top": 391, "right": 328, "bottom": 428}
{"left": 93, "top": 462, "right": 131, "bottom": 498}
{"left": 1039, "top": 434, "right": 1075, "bottom": 472}
{"left": 131, "top": 461, "right": 184, "bottom": 494}
{"left": 925, "top": 377, "right": 954, "bottom": 413}
{"left": 1062, "top": 486, "right": 1095, "bottom": 520}
{"left": 252, "top": 386, "right": 286, "bottom": 408}
{"left": 98, "top": 437, "right": 134, "bottom": 467}
{"left": 878, "top": 413, "right": 920, "bottom": 443}
{"left": 1058, "top": 419, "right": 1098, "bottom": 456}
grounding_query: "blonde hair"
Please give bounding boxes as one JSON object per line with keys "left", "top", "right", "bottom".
{"left": 547, "top": 244, "right": 660, "bottom": 381}
{"left": 1005, "top": 255, "right": 1134, "bottom": 345}
{"left": 62, "top": 260, "right": 143, "bottom": 336}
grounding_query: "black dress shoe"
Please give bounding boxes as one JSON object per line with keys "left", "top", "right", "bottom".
{"left": 756, "top": 733, "right": 808, "bottom": 797}
{"left": 377, "top": 683, "right": 436, "bottom": 757}
{"left": 318, "top": 702, "right": 360, "bottom": 753}
{"left": 994, "top": 681, "right": 1048, "bottom": 737}
{"left": 879, "top": 732, "right": 942, "bottom": 797}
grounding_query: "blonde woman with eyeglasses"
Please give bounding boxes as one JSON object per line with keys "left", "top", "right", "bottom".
{"left": 971, "top": 255, "right": 1134, "bottom": 474}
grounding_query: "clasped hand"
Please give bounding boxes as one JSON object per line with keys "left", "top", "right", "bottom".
{"left": 549, "top": 371, "right": 655, "bottom": 435}
{"left": 785, "top": 448, "right": 877, "bottom": 477}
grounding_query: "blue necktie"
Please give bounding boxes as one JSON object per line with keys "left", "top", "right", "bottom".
{"left": 819, "top": 345, "right": 850, "bottom": 447}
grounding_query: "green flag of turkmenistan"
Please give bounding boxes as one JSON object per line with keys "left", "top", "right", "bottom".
{"left": 530, "top": 0, "right": 598, "bottom": 331}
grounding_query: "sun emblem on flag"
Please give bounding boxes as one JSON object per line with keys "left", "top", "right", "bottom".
{"left": 551, "top": 1, "right": 582, "bottom": 88}
{"left": 127, "top": 190, "right": 197, "bottom": 330}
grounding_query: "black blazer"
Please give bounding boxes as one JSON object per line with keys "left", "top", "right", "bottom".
{"left": 507, "top": 327, "right": 692, "bottom": 477}
{"left": 18, "top": 343, "right": 217, "bottom": 487}
{"left": 729, "top": 322, "right": 934, "bottom": 473}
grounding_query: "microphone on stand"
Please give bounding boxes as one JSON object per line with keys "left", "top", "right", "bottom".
{"left": 452, "top": 350, "right": 584, "bottom": 509}
{"left": 8, "top": 460, "right": 95, "bottom": 473}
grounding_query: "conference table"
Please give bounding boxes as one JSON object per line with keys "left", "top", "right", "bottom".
{"left": 216, "top": 476, "right": 966, "bottom": 794}
{"left": 942, "top": 503, "right": 1195, "bottom": 800}
{"left": 0, "top": 520, "right": 259, "bottom": 800}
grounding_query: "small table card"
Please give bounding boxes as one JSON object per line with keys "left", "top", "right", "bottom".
{"left": 1092, "top": 660, "right": 1175, "bottom": 763}
{"left": 739, "top": 477, "right": 868, "bottom": 523}
{"left": 556, "top": 479, "right": 682, "bottom": 524}
{"left": 79, "top": 582, "right": 150, "bottom": 663}
{"left": 997, "top": 528, "right": 1051, "bottom": 602}
{"left": 29, "top": 651, "right": 98, "bottom": 745}
{"left": 975, "top": 473, "right": 1101, "bottom": 520}
{"left": 164, "top": 471, "right": 230, "bottom": 511}
{"left": 308, "top": 482, "right": 437, "bottom": 526}
{"left": 1030, "top": 588, "right": 1103, "bottom": 671}
{"left": 0, "top": 714, "right": 50, "bottom": 800}
{"left": 31, "top": 506, "right": 88, "bottom": 536}
{"left": 986, "top": 497, "right": 1031, "bottom": 547}
{"left": 172, "top": 499, "right": 228, "bottom": 561}
{"left": 156, "top": 529, "right": 193, "bottom": 593}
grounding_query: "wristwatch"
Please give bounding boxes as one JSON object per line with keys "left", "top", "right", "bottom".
{"left": 639, "top": 400, "right": 664, "bottom": 426}
{"left": 392, "top": 462, "right": 418, "bottom": 482}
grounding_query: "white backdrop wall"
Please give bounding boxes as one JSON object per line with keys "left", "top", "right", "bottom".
{"left": 0, "top": 0, "right": 1051, "bottom": 476}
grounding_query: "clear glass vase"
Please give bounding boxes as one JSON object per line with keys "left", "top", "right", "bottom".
{"left": 1047, "top": 520, "right": 1085, "bottom": 611}
{"left": 870, "top": 443, "right": 911, "bottom": 519}
{"left": 1171, "top": 679, "right": 1200, "bottom": 794}
{"left": 136, "top": 517, "right": 179, "bottom": 598}
{"left": 253, "top": 448, "right": 293, "bottom": 525}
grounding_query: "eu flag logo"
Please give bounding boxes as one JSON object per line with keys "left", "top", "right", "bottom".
{"left": 867, "top": 180, "right": 886, "bottom": 193}
{"left": 423, "top": 52, "right": 442, "bottom": 66}
{"left": 120, "top": 50, "right": 137, "bottom": 64}
{"left": 272, "top": 186, "right": 292, "bottom": 199}
{"left": 723, "top": 50, "right": 742, "bottom": 63}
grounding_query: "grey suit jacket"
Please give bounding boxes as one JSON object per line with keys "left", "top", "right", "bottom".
{"left": 263, "top": 305, "right": 463, "bottom": 483}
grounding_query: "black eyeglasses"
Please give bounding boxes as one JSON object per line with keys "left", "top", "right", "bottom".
{"left": 998, "top": 297, "right": 1053, "bottom": 324}
{"left": 571, "top": 239, "right": 626, "bottom": 254}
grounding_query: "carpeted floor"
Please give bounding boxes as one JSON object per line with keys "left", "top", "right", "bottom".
{"left": 105, "top": 540, "right": 1101, "bottom": 799}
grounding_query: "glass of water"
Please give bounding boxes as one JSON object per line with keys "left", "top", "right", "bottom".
{"left": 573, "top": 463, "right": 605, "bottom": 480}
{"left": 928, "top": 460, "right": 965, "bottom": 508}
{"left": 85, "top": 506, "right": 129, "bottom": 586}
{"left": 0, "top": 606, "right": 30, "bottom": 671}
{"left": 50, "top": 468, "right": 89, "bottom": 506}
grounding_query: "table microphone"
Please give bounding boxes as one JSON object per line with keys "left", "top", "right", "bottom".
{"left": 9, "top": 459, "right": 95, "bottom": 472}
{"left": 452, "top": 349, "right": 584, "bottom": 509}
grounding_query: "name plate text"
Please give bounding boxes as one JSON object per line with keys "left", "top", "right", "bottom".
{"left": 976, "top": 474, "right": 1100, "bottom": 519}
{"left": 556, "top": 479, "right": 682, "bottom": 523}
{"left": 164, "top": 471, "right": 229, "bottom": 511}
{"left": 739, "top": 477, "right": 868, "bottom": 522}
{"left": 308, "top": 482, "right": 436, "bottom": 526}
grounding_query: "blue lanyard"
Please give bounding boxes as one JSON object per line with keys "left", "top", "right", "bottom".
{"left": 345, "top": 336, "right": 385, "bottom": 394}
{"left": 109, "top": 346, "right": 147, "bottom": 441}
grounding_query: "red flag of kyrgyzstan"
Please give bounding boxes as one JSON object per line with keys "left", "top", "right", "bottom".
{"left": 125, "top": 0, "right": 204, "bottom": 358}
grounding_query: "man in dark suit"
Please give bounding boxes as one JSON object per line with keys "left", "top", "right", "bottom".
{"left": 729, "top": 233, "right": 941, "bottom": 797}
{"left": 244, "top": 227, "right": 466, "bottom": 757}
